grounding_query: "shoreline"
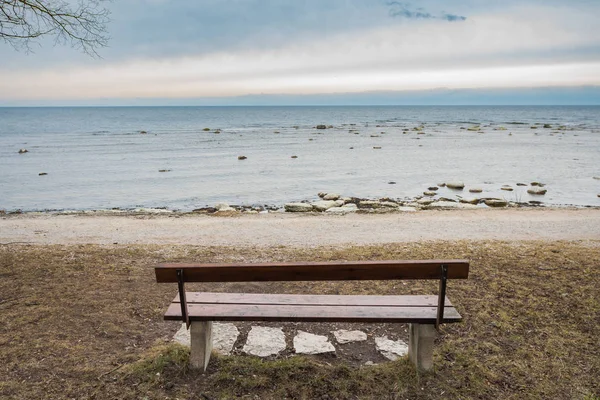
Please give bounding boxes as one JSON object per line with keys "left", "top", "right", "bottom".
{"left": 2, "top": 207, "right": 599, "bottom": 246}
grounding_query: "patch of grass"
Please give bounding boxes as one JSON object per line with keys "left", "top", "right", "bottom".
{"left": 1, "top": 240, "right": 599, "bottom": 399}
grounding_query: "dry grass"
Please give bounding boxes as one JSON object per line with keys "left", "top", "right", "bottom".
{"left": 1, "top": 240, "right": 599, "bottom": 399}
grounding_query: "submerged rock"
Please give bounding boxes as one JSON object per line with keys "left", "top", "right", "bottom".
{"left": 460, "top": 197, "right": 480, "bottom": 205}
{"left": 501, "top": 186, "right": 513, "bottom": 191}
{"left": 423, "top": 191, "right": 436, "bottom": 196}
{"left": 238, "top": 155, "right": 247, "bottom": 160}
{"left": 469, "top": 188, "right": 483, "bottom": 193}
{"left": 38, "top": 172, "right": 48, "bottom": 176}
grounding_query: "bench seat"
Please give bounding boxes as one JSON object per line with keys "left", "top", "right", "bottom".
{"left": 164, "top": 292, "right": 462, "bottom": 323}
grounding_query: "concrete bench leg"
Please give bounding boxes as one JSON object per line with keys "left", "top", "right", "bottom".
{"left": 409, "top": 323, "right": 437, "bottom": 372}
{"left": 190, "top": 321, "right": 213, "bottom": 372}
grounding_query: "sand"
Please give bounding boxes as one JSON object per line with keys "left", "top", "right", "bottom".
{"left": 1, "top": 208, "right": 599, "bottom": 246}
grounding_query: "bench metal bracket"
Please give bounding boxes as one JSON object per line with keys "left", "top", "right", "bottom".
{"left": 435, "top": 264, "right": 448, "bottom": 331}
{"left": 177, "top": 269, "right": 190, "bottom": 329}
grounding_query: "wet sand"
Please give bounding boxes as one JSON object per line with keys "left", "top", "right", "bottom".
{"left": 1, "top": 208, "right": 599, "bottom": 246}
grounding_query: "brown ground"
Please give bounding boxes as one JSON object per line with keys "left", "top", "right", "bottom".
{"left": 2, "top": 208, "right": 600, "bottom": 246}
{"left": 1, "top": 240, "right": 599, "bottom": 399}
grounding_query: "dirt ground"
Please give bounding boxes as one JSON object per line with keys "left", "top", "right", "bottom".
{"left": 1, "top": 240, "right": 599, "bottom": 399}
{"left": 1, "top": 207, "right": 600, "bottom": 246}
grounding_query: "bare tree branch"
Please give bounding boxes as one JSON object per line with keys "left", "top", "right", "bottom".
{"left": 0, "top": 0, "right": 110, "bottom": 56}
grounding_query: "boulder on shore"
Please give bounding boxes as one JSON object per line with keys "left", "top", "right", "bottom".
{"left": 284, "top": 203, "right": 313, "bottom": 212}
{"left": 311, "top": 200, "right": 338, "bottom": 211}
{"left": 484, "top": 199, "right": 508, "bottom": 207}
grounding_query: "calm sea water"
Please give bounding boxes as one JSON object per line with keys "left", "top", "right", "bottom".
{"left": 1, "top": 106, "right": 599, "bottom": 211}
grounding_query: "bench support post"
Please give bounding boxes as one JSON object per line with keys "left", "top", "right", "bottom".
{"left": 409, "top": 323, "right": 437, "bottom": 372}
{"left": 190, "top": 321, "right": 213, "bottom": 372}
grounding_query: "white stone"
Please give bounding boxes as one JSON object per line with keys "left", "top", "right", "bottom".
{"left": 427, "top": 201, "right": 478, "bottom": 209}
{"left": 293, "top": 331, "right": 335, "bottom": 354}
{"left": 380, "top": 201, "right": 399, "bottom": 208}
{"left": 323, "top": 193, "right": 340, "bottom": 200}
{"left": 311, "top": 200, "right": 338, "bottom": 211}
{"left": 243, "top": 326, "right": 286, "bottom": 357}
{"left": 375, "top": 336, "right": 409, "bottom": 361}
{"left": 417, "top": 198, "right": 434, "bottom": 205}
{"left": 173, "top": 323, "right": 240, "bottom": 355}
{"left": 397, "top": 206, "right": 417, "bottom": 212}
{"left": 284, "top": 203, "right": 313, "bottom": 212}
{"left": 341, "top": 197, "right": 353, "bottom": 203}
{"left": 332, "top": 329, "right": 367, "bottom": 344}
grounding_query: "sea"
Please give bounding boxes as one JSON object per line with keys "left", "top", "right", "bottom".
{"left": 1, "top": 106, "right": 599, "bottom": 212}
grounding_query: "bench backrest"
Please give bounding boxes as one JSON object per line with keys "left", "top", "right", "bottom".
{"left": 155, "top": 260, "right": 469, "bottom": 283}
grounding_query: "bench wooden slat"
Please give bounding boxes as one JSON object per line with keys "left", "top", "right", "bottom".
{"left": 173, "top": 292, "right": 454, "bottom": 308}
{"left": 164, "top": 302, "right": 462, "bottom": 323}
{"left": 155, "top": 260, "right": 469, "bottom": 283}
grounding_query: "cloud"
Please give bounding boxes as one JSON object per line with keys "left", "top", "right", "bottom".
{"left": 387, "top": 1, "right": 466, "bottom": 22}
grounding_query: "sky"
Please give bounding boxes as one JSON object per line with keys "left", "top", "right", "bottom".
{"left": 1, "top": 0, "right": 599, "bottom": 106}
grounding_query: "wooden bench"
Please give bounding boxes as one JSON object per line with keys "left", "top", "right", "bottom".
{"left": 155, "top": 259, "right": 469, "bottom": 372}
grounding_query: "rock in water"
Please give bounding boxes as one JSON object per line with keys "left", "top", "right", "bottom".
{"left": 18, "top": 149, "right": 28, "bottom": 154}
{"left": 484, "top": 199, "right": 508, "bottom": 207}
{"left": 469, "top": 188, "right": 483, "bottom": 193}
{"left": 237, "top": 155, "right": 247, "bottom": 160}
{"left": 38, "top": 172, "right": 48, "bottom": 176}
{"left": 316, "top": 125, "right": 327, "bottom": 129}
{"left": 446, "top": 181, "right": 465, "bottom": 189}
{"left": 423, "top": 191, "right": 436, "bottom": 196}
{"left": 501, "top": 186, "right": 513, "bottom": 191}
{"left": 323, "top": 193, "right": 340, "bottom": 200}
{"left": 527, "top": 187, "right": 547, "bottom": 195}
{"left": 284, "top": 203, "right": 313, "bottom": 212}
{"left": 460, "top": 197, "right": 480, "bottom": 205}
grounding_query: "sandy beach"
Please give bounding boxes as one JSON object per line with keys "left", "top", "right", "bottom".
{"left": 2, "top": 207, "right": 599, "bottom": 246}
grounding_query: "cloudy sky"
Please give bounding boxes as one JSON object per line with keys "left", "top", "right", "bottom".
{"left": 1, "top": 0, "right": 599, "bottom": 105}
